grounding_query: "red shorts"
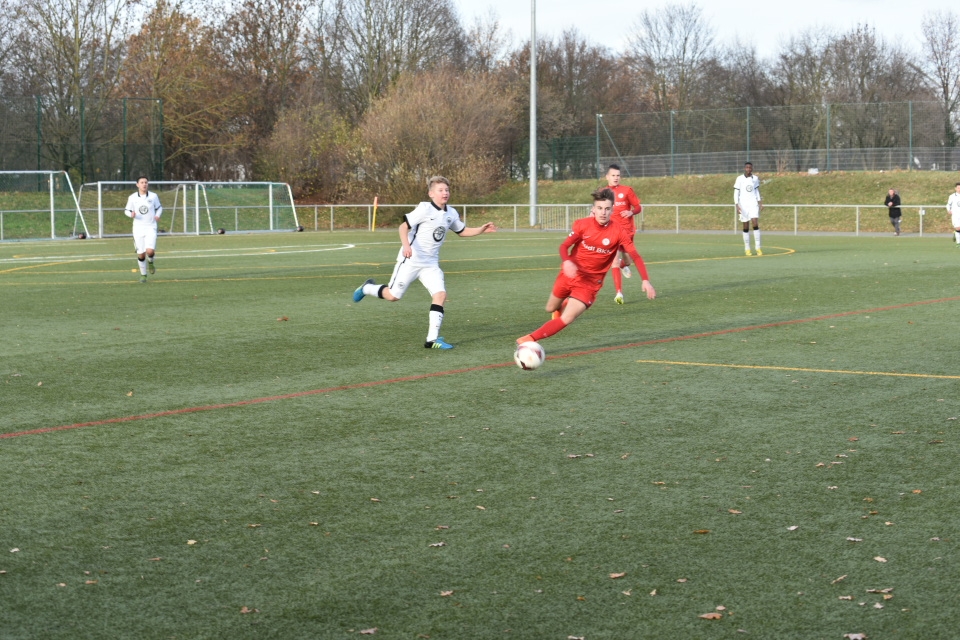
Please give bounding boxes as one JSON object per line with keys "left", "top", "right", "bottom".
{"left": 552, "top": 270, "right": 604, "bottom": 308}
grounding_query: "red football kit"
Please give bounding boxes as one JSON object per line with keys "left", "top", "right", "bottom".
{"left": 553, "top": 215, "right": 649, "bottom": 307}
{"left": 608, "top": 184, "right": 641, "bottom": 233}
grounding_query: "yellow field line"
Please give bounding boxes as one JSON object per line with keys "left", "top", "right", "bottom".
{"left": 634, "top": 359, "right": 960, "bottom": 380}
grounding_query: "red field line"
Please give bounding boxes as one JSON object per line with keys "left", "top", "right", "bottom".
{"left": 5, "top": 295, "right": 959, "bottom": 439}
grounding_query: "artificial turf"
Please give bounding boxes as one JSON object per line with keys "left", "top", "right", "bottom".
{"left": 1, "top": 230, "right": 958, "bottom": 638}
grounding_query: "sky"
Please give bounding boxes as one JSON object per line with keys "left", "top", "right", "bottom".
{"left": 453, "top": 0, "right": 946, "bottom": 59}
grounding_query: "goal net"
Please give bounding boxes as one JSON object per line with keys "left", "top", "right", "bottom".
{"left": 77, "top": 181, "right": 299, "bottom": 238}
{"left": 0, "top": 171, "right": 88, "bottom": 240}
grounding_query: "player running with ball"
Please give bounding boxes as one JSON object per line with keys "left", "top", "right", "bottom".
{"left": 352, "top": 176, "right": 497, "bottom": 350}
{"left": 125, "top": 175, "right": 163, "bottom": 283}
{"left": 516, "top": 187, "right": 655, "bottom": 346}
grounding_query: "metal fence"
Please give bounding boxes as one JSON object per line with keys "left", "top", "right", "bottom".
{"left": 0, "top": 96, "right": 164, "bottom": 183}
{"left": 596, "top": 101, "right": 959, "bottom": 178}
{"left": 288, "top": 203, "right": 954, "bottom": 236}
{"left": 3, "top": 202, "right": 954, "bottom": 242}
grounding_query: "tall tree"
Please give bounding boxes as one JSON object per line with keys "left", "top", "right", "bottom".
{"left": 625, "top": 2, "right": 717, "bottom": 112}
{"left": 919, "top": 10, "right": 960, "bottom": 146}
{"left": 120, "top": 0, "right": 246, "bottom": 179}
{"left": 309, "top": 0, "right": 467, "bottom": 122}
{"left": 6, "top": 0, "right": 136, "bottom": 177}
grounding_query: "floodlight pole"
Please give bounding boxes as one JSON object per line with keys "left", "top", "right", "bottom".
{"left": 529, "top": 0, "right": 537, "bottom": 227}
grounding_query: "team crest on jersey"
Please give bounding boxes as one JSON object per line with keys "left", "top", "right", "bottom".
{"left": 618, "top": 193, "right": 625, "bottom": 198}
{"left": 746, "top": 185, "right": 754, "bottom": 192}
{"left": 433, "top": 227, "right": 446, "bottom": 242}
{"left": 602, "top": 238, "right": 611, "bottom": 245}
{"left": 139, "top": 205, "right": 149, "bottom": 214}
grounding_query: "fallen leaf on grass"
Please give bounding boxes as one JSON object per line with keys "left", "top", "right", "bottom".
{"left": 648, "top": 589, "right": 656, "bottom": 596}
{"left": 567, "top": 636, "right": 585, "bottom": 640}
{"left": 891, "top": 431, "right": 905, "bottom": 434}
{"left": 832, "top": 575, "right": 847, "bottom": 584}
{"left": 247, "top": 524, "right": 261, "bottom": 528}
{"left": 428, "top": 542, "right": 446, "bottom": 547}
{"left": 699, "top": 612, "right": 723, "bottom": 620}
{"left": 839, "top": 595, "right": 853, "bottom": 600}
{"left": 866, "top": 588, "right": 893, "bottom": 594}
{"left": 693, "top": 529, "right": 710, "bottom": 534}
{"left": 849, "top": 437, "right": 859, "bottom": 442}
{"left": 613, "top": 509, "right": 624, "bottom": 513}
{"left": 187, "top": 540, "right": 197, "bottom": 545}
{"left": 883, "top": 594, "right": 894, "bottom": 600}
{"left": 874, "top": 556, "right": 887, "bottom": 563}
{"left": 728, "top": 509, "right": 742, "bottom": 514}
{"left": 370, "top": 498, "right": 380, "bottom": 503}
{"left": 312, "top": 491, "right": 320, "bottom": 495}
{"left": 126, "top": 391, "right": 134, "bottom": 397}
{"left": 310, "top": 522, "right": 319, "bottom": 526}
{"left": 435, "top": 525, "right": 449, "bottom": 530}
{"left": 239, "top": 606, "right": 259, "bottom": 614}
{"left": 567, "top": 454, "right": 581, "bottom": 459}
{"left": 609, "top": 572, "right": 626, "bottom": 579}
{"left": 440, "top": 591, "right": 453, "bottom": 597}
{"left": 276, "top": 316, "right": 288, "bottom": 321}
{"left": 912, "top": 489, "right": 922, "bottom": 494}
{"left": 843, "top": 634, "right": 867, "bottom": 639}
{"left": 846, "top": 537, "right": 863, "bottom": 542}
{"left": 149, "top": 557, "right": 162, "bottom": 561}
{"left": 873, "top": 603, "right": 884, "bottom": 609}
{"left": 716, "top": 605, "right": 727, "bottom": 611}
{"left": 359, "top": 628, "right": 377, "bottom": 635}
{"left": 677, "top": 578, "right": 687, "bottom": 583}
{"left": 476, "top": 505, "right": 486, "bottom": 510}
{"left": 786, "top": 526, "right": 799, "bottom": 531}
{"left": 622, "top": 589, "right": 632, "bottom": 595}
{"left": 9, "top": 549, "right": 19, "bottom": 553}
{"left": 576, "top": 596, "right": 586, "bottom": 601}
{"left": 56, "top": 583, "right": 67, "bottom": 587}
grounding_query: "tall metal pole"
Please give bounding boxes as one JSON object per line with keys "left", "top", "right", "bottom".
{"left": 529, "top": 0, "right": 537, "bottom": 226}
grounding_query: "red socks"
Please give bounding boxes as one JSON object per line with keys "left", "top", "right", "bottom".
{"left": 531, "top": 317, "right": 568, "bottom": 341}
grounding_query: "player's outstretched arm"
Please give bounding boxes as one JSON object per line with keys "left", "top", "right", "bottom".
{"left": 459, "top": 222, "right": 497, "bottom": 237}
{"left": 641, "top": 280, "right": 656, "bottom": 300}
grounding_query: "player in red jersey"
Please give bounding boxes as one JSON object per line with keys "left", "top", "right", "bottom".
{"left": 603, "top": 164, "right": 642, "bottom": 304}
{"left": 516, "top": 187, "right": 655, "bottom": 345}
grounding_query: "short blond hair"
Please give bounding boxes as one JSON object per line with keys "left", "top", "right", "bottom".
{"left": 427, "top": 176, "right": 450, "bottom": 190}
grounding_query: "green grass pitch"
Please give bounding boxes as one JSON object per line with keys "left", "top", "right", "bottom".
{"left": 1, "top": 229, "right": 958, "bottom": 638}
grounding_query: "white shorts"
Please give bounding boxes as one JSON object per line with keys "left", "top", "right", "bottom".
{"left": 388, "top": 260, "right": 445, "bottom": 300}
{"left": 738, "top": 205, "right": 760, "bottom": 223}
{"left": 133, "top": 228, "right": 158, "bottom": 254}
{"left": 952, "top": 213, "right": 960, "bottom": 229}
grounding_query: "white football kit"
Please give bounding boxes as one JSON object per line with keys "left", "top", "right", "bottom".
{"left": 387, "top": 201, "right": 466, "bottom": 299}
{"left": 125, "top": 191, "right": 163, "bottom": 253}
{"left": 734, "top": 174, "right": 762, "bottom": 221}
{"left": 948, "top": 192, "right": 960, "bottom": 228}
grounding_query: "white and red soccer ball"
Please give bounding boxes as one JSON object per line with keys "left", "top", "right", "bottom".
{"left": 514, "top": 341, "right": 545, "bottom": 370}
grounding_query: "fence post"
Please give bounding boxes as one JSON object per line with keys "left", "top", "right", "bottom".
{"left": 855, "top": 206, "right": 860, "bottom": 236}
{"left": 514, "top": 205, "right": 517, "bottom": 232}
{"left": 908, "top": 101, "right": 913, "bottom": 171}
{"left": 329, "top": 205, "right": 334, "bottom": 232}
{"left": 314, "top": 204, "right": 318, "bottom": 231}
{"left": 1, "top": 211, "right": 4, "bottom": 240}
{"left": 794, "top": 205, "right": 798, "bottom": 235}
{"left": 919, "top": 207, "right": 924, "bottom": 237}
{"left": 235, "top": 207, "right": 238, "bottom": 231}
{"left": 676, "top": 205, "right": 680, "bottom": 233}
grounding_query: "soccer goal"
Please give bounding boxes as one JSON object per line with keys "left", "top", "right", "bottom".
{"left": 77, "top": 181, "right": 299, "bottom": 238}
{"left": 0, "top": 170, "right": 88, "bottom": 240}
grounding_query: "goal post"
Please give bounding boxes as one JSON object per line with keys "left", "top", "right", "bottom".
{"left": 0, "top": 170, "right": 88, "bottom": 240}
{"left": 77, "top": 181, "right": 299, "bottom": 238}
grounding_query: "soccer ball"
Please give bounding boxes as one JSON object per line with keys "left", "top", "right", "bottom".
{"left": 514, "top": 341, "right": 545, "bottom": 370}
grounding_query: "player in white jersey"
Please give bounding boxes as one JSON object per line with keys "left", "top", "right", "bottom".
{"left": 124, "top": 176, "right": 163, "bottom": 283}
{"left": 734, "top": 161, "right": 763, "bottom": 256}
{"left": 352, "top": 176, "right": 497, "bottom": 349}
{"left": 947, "top": 183, "right": 960, "bottom": 245}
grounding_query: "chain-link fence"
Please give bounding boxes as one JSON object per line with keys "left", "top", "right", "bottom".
{"left": 597, "top": 101, "right": 959, "bottom": 178}
{"left": 0, "top": 97, "right": 164, "bottom": 183}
